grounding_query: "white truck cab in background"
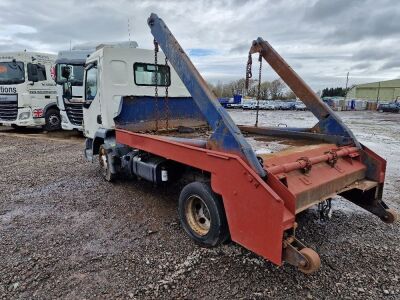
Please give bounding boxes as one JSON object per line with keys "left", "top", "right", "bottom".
{"left": 54, "top": 48, "right": 94, "bottom": 131}
{"left": 0, "top": 52, "right": 60, "bottom": 130}
{"left": 82, "top": 41, "right": 191, "bottom": 159}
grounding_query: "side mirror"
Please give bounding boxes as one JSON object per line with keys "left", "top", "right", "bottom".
{"left": 27, "top": 63, "right": 39, "bottom": 83}
{"left": 61, "top": 66, "right": 71, "bottom": 80}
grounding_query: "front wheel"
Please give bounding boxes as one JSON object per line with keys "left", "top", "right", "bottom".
{"left": 99, "top": 145, "right": 116, "bottom": 182}
{"left": 178, "top": 181, "right": 229, "bottom": 247}
{"left": 44, "top": 108, "right": 61, "bottom": 131}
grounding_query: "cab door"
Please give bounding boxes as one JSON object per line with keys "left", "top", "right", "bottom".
{"left": 82, "top": 62, "right": 102, "bottom": 138}
{"left": 26, "top": 63, "right": 56, "bottom": 113}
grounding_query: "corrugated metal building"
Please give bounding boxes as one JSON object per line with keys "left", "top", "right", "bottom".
{"left": 347, "top": 79, "right": 400, "bottom": 102}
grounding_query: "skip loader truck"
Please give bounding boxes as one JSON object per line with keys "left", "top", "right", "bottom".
{"left": 83, "top": 14, "right": 397, "bottom": 274}
{"left": 0, "top": 52, "right": 59, "bottom": 130}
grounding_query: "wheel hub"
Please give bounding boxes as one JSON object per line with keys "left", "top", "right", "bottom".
{"left": 185, "top": 195, "right": 211, "bottom": 236}
{"left": 48, "top": 114, "right": 60, "bottom": 127}
{"left": 99, "top": 148, "right": 108, "bottom": 173}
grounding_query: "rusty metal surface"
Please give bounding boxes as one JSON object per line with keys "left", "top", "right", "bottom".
{"left": 116, "top": 118, "right": 207, "bottom": 133}
{"left": 259, "top": 143, "right": 333, "bottom": 160}
{"left": 250, "top": 39, "right": 328, "bottom": 120}
{"left": 249, "top": 37, "right": 360, "bottom": 148}
{"left": 239, "top": 125, "right": 352, "bottom": 145}
{"left": 262, "top": 144, "right": 368, "bottom": 213}
{"left": 282, "top": 237, "right": 322, "bottom": 274}
{"left": 266, "top": 146, "right": 359, "bottom": 174}
{"left": 115, "top": 128, "right": 293, "bottom": 265}
{"left": 147, "top": 13, "right": 266, "bottom": 178}
{"left": 339, "top": 179, "right": 378, "bottom": 194}
{"left": 282, "top": 242, "right": 307, "bottom": 268}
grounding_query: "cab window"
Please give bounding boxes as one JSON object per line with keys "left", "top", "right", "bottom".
{"left": 85, "top": 65, "right": 98, "bottom": 100}
{"left": 36, "top": 64, "right": 47, "bottom": 81}
{"left": 134, "top": 63, "right": 170, "bottom": 86}
{"left": 27, "top": 63, "right": 47, "bottom": 81}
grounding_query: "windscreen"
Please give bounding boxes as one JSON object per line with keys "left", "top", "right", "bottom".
{"left": 56, "top": 64, "right": 84, "bottom": 86}
{"left": 0, "top": 61, "right": 25, "bottom": 84}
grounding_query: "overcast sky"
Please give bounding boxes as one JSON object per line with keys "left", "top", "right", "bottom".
{"left": 0, "top": 0, "right": 399, "bottom": 90}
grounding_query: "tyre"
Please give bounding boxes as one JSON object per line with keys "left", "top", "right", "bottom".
{"left": 380, "top": 208, "right": 398, "bottom": 224}
{"left": 298, "top": 248, "right": 321, "bottom": 274}
{"left": 44, "top": 108, "right": 61, "bottom": 131}
{"left": 99, "top": 144, "right": 116, "bottom": 182}
{"left": 178, "top": 181, "right": 229, "bottom": 247}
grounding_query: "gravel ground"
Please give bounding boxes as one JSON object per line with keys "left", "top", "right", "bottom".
{"left": 0, "top": 110, "right": 399, "bottom": 299}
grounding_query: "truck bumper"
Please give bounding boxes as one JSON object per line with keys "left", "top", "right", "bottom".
{"left": 60, "top": 110, "right": 83, "bottom": 131}
{"left": 0, "top": 107, "right": 45, "bottom": 127}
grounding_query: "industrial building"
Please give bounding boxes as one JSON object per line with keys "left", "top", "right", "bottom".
{"left": 347, "top": 79, "right": 400, "bottom": 102}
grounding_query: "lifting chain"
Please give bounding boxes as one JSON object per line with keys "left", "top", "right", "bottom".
{"left": 255, "top": 52, "right": 262, "bottom": 127}
{"left": 154, "top": 39, "right": 159, "bottom": 131}
{"left": 245, "top": 52, "right": 252, "bottom": 91}
{"left": 318, "top": 199, "right": 332, "bottom": 222}
{"left": 164, "top": 57, "right": 169, "bottom": 130}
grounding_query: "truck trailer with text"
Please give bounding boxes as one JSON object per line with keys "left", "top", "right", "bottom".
{"left": 0, "top": 52, "right": 59, "bottom": 130}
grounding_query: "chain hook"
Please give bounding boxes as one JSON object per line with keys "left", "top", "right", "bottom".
{"left": 245, "top": 52, "right": 252, "bottom": 91}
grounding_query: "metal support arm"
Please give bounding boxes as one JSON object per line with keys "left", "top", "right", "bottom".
{"left": 250, "top": 37, "right": 360, "bottom": 148}
{"left": 147, "top": 13, "right": 266, "bottom": 178}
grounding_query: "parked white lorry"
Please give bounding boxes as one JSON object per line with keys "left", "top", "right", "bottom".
{"left": 82, "top": 41, "right": 191, "bottom": 156}
{"left": 54, "top": 48, "right": 94, "bottom": 131}
{"left": 0, "top": 52, "right": 59, "bottom": 130}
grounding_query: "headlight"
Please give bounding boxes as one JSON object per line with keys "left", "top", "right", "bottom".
{"left": 61, "top": 114, "right": 67, "bottom": 122}
{"left": 19, "top": 111, "right": 31, "bottom": 120}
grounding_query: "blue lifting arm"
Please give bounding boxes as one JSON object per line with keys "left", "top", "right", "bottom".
{"left": 147, "top": 13, "right": 267, "bottom": 178}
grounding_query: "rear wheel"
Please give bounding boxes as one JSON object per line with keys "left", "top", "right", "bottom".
{"left": 44, "top": 108, "right": 61, "bottom": 131}
{"left": 99, "top": 145, "right": 116, "bottom": 182}
{"left": 178, "top": 181, "right": 229, "bottom": 247}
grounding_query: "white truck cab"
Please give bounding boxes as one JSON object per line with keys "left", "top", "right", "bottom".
{"left": 54, "top": 48, "right": 94, "bottom": 131}
{"left": 0, "top": 52, "right": 59, "bottom": 130}
{"left": 82, "top": 42, "right": 190, "bottom": 152}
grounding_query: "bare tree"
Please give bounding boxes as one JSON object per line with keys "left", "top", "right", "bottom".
{"left": 206, "top": 81, "right": 219, "bottom": 97}
{"left": 269, "top": 79, "right": 286, "bottom": 99}
{"left": 206, "top": 78, "right": 289, "bottom": 99}
{"left": 259, "top": 81, "right": 271, "bottom": 99}
{"left": 284, "top": 89, "right": 297, "bottom": 100}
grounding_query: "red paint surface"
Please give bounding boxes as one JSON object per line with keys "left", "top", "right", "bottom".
{"left": 115, "top": 129, "right": 386, "bottom": 266}
{"left": 116, "top": 129, "right": 290, "bottom": 265}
